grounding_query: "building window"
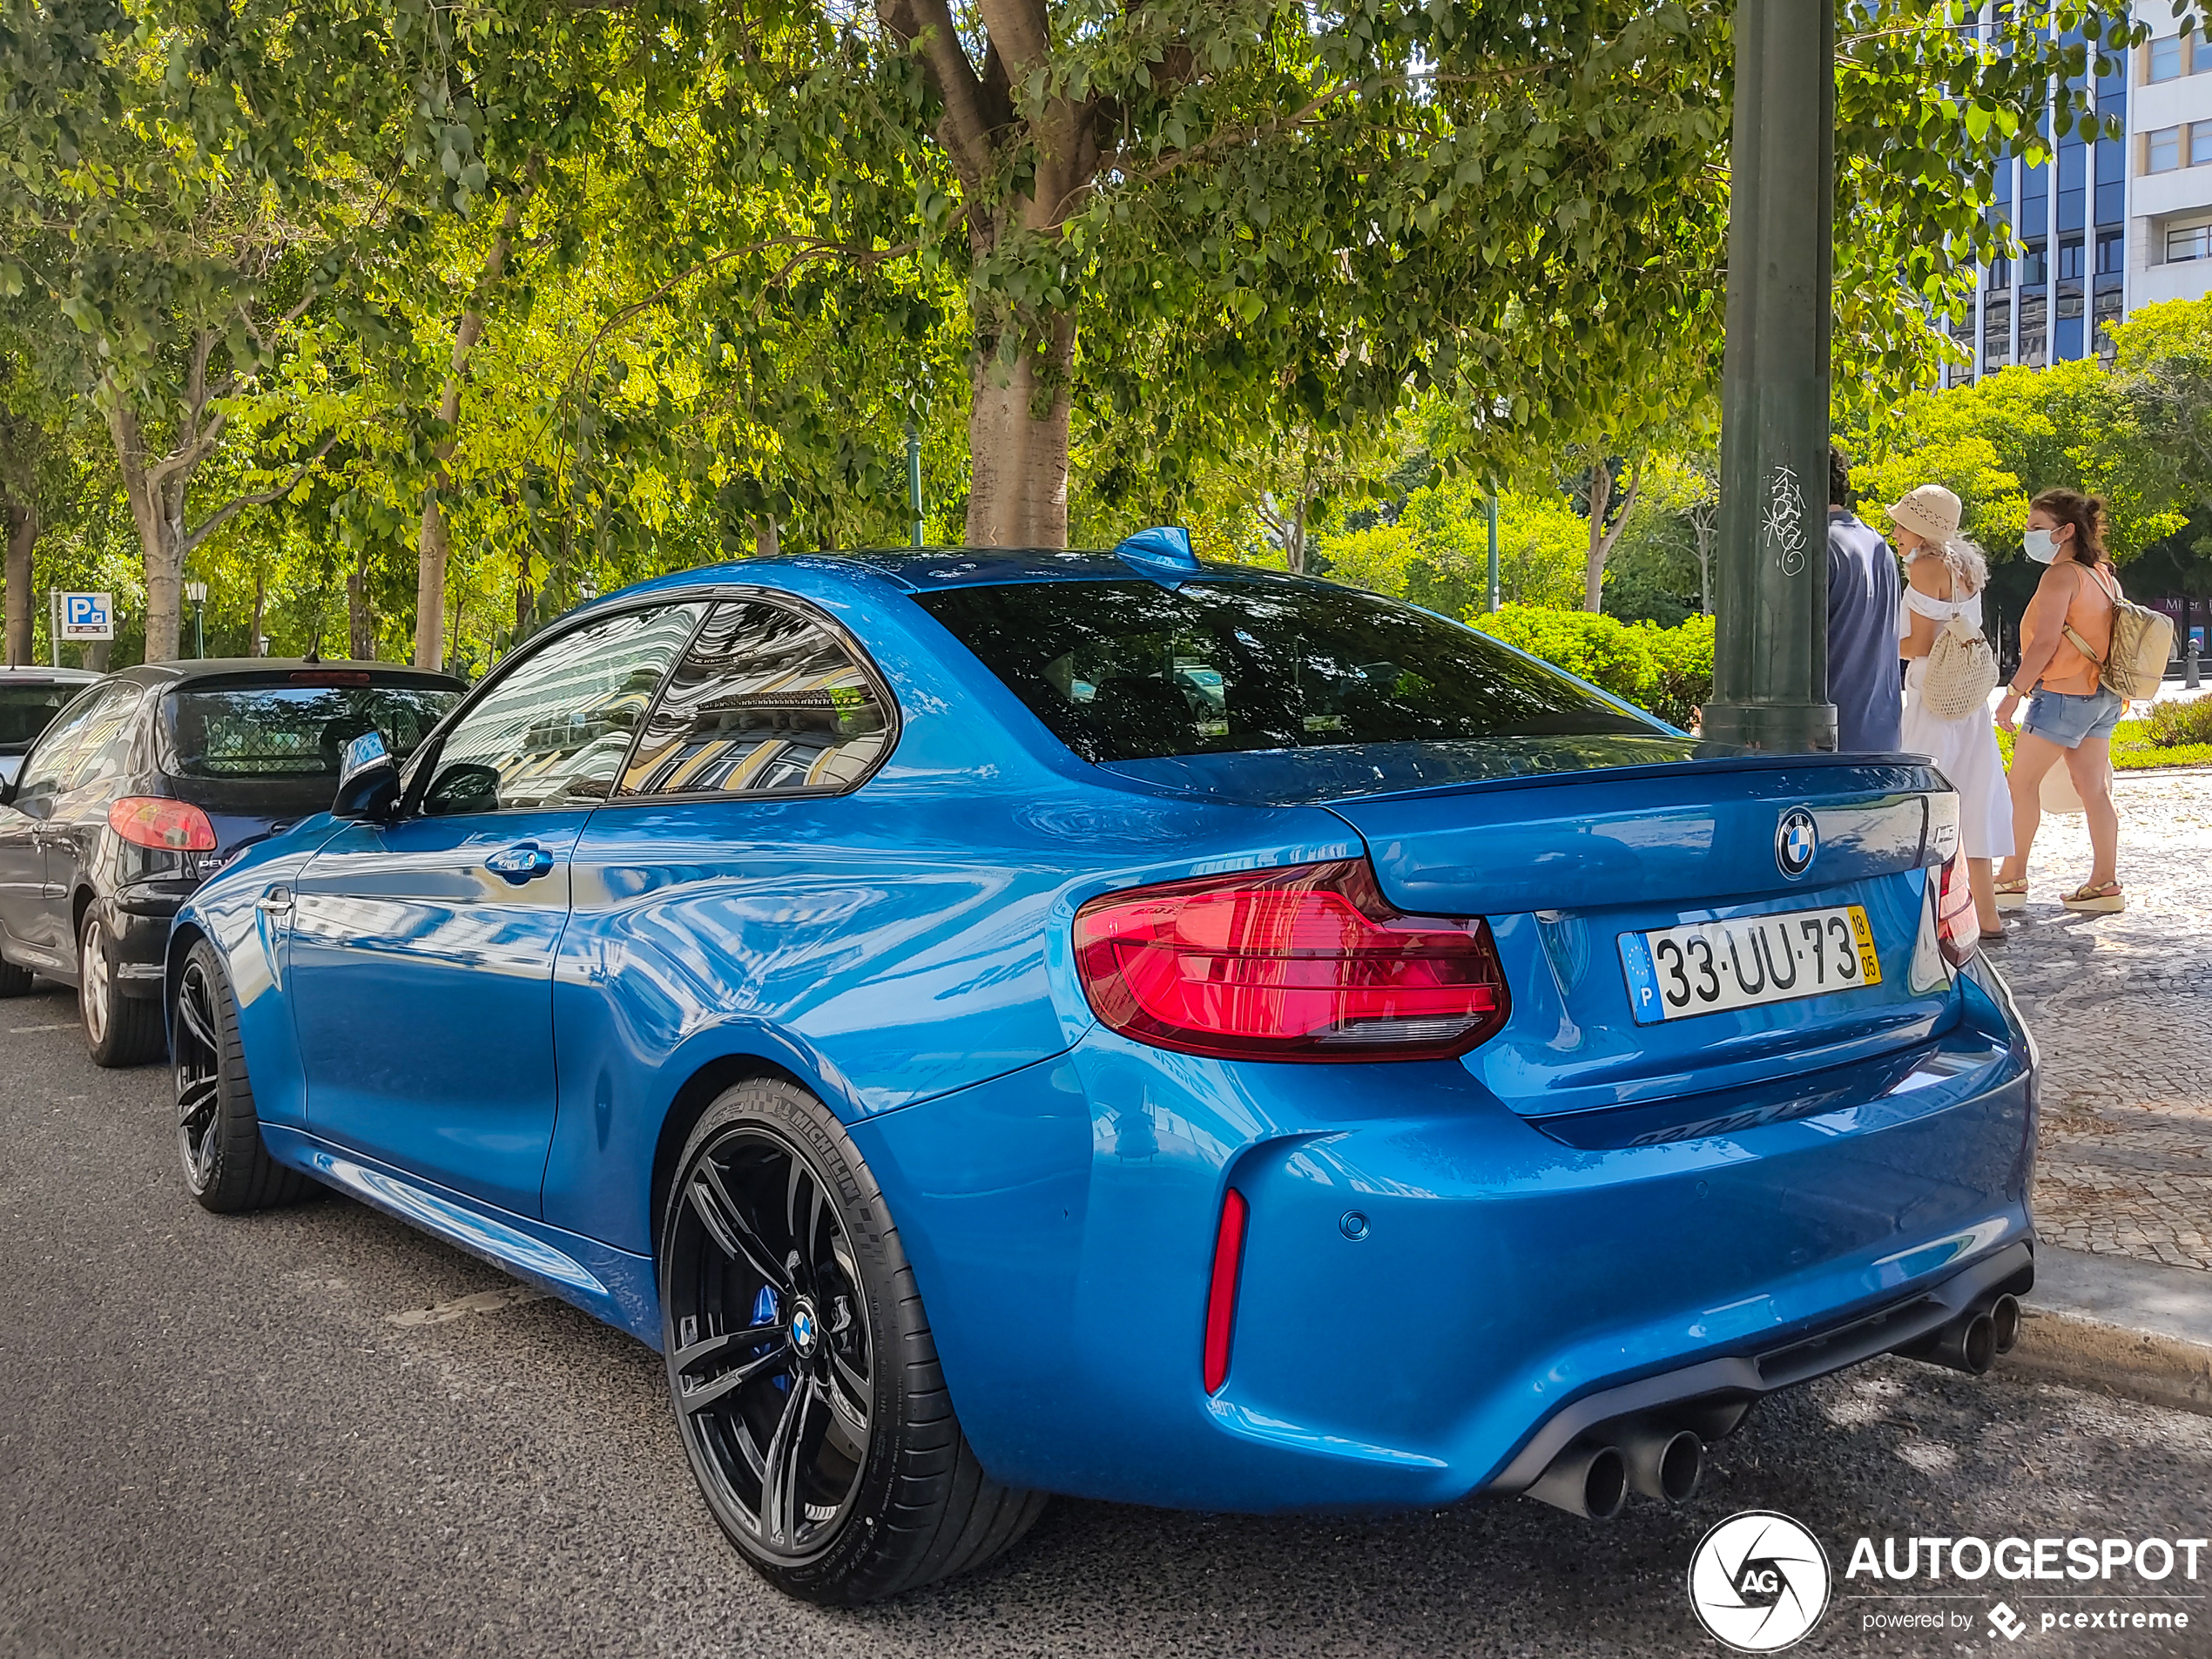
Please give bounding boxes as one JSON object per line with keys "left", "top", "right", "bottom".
{"left": 2020, "top": 292, "right": 2048, "bottom": 368}
{"left": 2094, "top": 288, "right": 2124, "bottom": 363}
{"left": 2058, "top": 238, "right": 2085, "bottom": 280}
{"left": 2149, "top": 126, "right": 2183, "bottom": 172}
{"left": 2096, "top": 230, "right": 2125, "bottom": 274}
{"left": 1984, "top": 297, "right": 2012, "bottom": 373}
{"left": 1987, "top": 255, "right": 2012, "bottom": 292}
{"left": 2151, "top": 33, "right": 2186, "bottom": 83}
{"left": 2021, "top": 241, "right": 2048, "bottom": 287}
{"left": 2194, "top": 125, "right": 2212, "bottom": 167}
{"left": 2168, "top": 223, "right": 2212, "bottom": 262}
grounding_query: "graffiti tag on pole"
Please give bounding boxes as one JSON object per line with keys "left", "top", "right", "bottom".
{"left": 1762, "top": 465, "right": 1808, "bottom": 577}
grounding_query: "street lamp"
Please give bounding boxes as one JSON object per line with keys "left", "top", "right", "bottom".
{"left": 1703, "top": 0, "right": 1839, "bottom": 753}
{"left": 184, "top": 581, "right": 208, "bottom": 659}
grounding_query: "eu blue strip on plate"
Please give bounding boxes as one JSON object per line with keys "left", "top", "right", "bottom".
{"left": 1618, "top": 931, "right": 1662, "bottom": 1024}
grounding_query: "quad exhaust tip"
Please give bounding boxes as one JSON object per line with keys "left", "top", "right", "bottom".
{"left": 1527, "top": 1441, "right": 1629, "bottom": 1521}
{"left": 1902, "top": 1291, "right": 2025, "bottom": 1375}
{"left": 1622, "top": 1423, "right": 1705, "bottom": 1506}
{"left": 1527, "top": 1423, "right": 1705, "bottom": 1519}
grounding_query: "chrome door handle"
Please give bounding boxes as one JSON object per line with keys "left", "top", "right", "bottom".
{"left": 483, "top": 843, "right": 555, "bottom": 884}
{"left": 257, "top": 886, "right": 293, "bottom": 914}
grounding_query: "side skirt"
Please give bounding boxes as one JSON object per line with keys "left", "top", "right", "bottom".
{"left": 260, "top": 1124, "right": 664, "bottom": 1349}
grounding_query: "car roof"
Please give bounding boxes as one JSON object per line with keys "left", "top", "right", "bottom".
{"left": 616, "top": 546, "right": 1304, "bottom": 599}
{"left": 105, "top": 658, "right": 468, "bottom": 689}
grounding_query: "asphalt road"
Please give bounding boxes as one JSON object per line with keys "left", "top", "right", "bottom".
{"left": 4, "top": 979, "right": 2211, "bottom": 1659}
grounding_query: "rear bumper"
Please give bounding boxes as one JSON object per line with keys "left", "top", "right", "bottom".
{"left": 106, "top": 881, "right": 198, "bottom": 998}
{"left": 853, "top": 957, "right": 2036, "bottom": 1511}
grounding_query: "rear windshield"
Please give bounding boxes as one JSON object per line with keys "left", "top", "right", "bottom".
{"left": 915, "top": 579, "right": 1656, "bottom": 762}
{"left": 0, "top": 684, "right": 85, "bottom": 747}
{"left": 164, "top": 681, "right": 460, "bottom": 778}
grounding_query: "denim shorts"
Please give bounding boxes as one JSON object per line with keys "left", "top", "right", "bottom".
{"left": 2022, "top": 685, "right": 2125, "bottom": 749}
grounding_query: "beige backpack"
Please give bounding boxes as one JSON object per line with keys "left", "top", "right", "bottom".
{"left": 1921, "top": 613, "right": 1999, "bottom": 721}
{"left": 2065, "top": 565, "right": 2173, "bottom": 701}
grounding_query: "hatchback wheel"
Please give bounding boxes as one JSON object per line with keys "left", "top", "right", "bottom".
{"left": 173, "top": 938, "right": 314, "bottom": 1212}
{"left": 79, "top": 907, "right": 165, "bottom": 1067}
{"left": 0, "top": 956, "right": 30, "bottom": 997}
{"left": 661, "top": 1080, "right": 1045, "bottom": 1604}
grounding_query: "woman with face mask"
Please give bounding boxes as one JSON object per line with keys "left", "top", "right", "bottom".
{"left": 1992, "top": 489, "right": 2126, "bottom": 913}
{"left": 1887, "top": 485, "right": 2013, "bottom": 937}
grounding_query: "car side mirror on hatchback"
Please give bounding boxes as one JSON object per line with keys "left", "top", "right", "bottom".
{"left": 332, "top": 731, "right": 400, "bottom": 821}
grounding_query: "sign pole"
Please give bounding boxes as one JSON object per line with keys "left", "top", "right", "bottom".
{"left": 1703, "top": 0, "right": 1839, "bottom": 752}
{"left": 49, "top": 590, "right": 60, "bottom": 668}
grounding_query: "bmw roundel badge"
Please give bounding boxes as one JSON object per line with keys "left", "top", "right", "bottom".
{"left": 1776, "top": 808, "right": 1818, "bottom": 878}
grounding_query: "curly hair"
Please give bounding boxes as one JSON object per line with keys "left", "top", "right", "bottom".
{"left": 2029, "top": 488, "right": 2110, "bottom": 566}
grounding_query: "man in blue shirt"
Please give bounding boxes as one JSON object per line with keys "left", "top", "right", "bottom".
{"left": 1826, "top": 445, "right": 1902, "bottom": 752}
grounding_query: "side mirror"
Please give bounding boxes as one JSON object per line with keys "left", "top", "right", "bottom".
{"left": 333, "top": 731, "right": 400, "bottom": 821}
{"left": 422, "top": 761, "right": 501, "bottom": 817}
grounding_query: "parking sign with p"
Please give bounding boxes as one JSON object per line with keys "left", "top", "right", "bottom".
{"left": 59, "top": 592, "right": 114, "bottom": 641}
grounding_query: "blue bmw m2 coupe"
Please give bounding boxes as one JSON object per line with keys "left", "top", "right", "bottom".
{"left": 169, "top": 529, "right": 2034, "bottom": 1604}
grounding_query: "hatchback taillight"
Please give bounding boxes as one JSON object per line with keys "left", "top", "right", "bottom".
{"left": 1936, "top": 853, "right": 1979, "bottom": 968}
{"left": 110, "top": 797, "right": 218, "bottom": 853}
{"left": 1072, "top": 859, "right": 1509, "bottom": 1062}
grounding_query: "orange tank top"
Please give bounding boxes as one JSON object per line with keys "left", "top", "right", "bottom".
{"left": 2028, "top": 563, "right": 2119, "bottom": 696}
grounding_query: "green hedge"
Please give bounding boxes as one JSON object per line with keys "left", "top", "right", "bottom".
{"left": 1468, "top": 604, "right": 1716, "bottom": 730}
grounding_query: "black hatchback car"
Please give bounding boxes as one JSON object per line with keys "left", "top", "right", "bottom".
{"left": 0, "top": 660, "right": 462, "bottom": 1063}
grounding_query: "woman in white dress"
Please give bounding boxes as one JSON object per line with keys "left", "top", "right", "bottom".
{"left": 1887, "top": 485, "right": 2014, "bottom": 940}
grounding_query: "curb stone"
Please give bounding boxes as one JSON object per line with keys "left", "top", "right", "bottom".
{"left": 2005, "top": 1244, "right": 2212, "bottom": 1414}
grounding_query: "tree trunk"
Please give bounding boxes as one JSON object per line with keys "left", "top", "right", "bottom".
{"left": 347, "top": 547, "right": 374, "bottom": 660}
{"left": 415, "top": 173, "right": 536, "bottom": 671}
{"left": 3, "top": 496, "right": 34, "bottom": 668}
{"left": 1581, "top": 464, "right": 1611, "bottom": 613}
{"left": 106, "top": 401, "right": 188, "bottom": 664}
{"left": 963, "top": 310, "right": 1076, "bottom": 547}
{"left": 754, "top": 516, "right": 779, "bottom": 558}
{"left": 1581, "top": 460, "right": 1642, "bottom": 614}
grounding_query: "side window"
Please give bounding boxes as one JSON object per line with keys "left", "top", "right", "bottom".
{"left": 618, "top": 601, "right": 893, "bottom": 798}
{"left": 68, "top": 686, "right": 146, "bottom": 792}
{"left": 420, "top": 604, "right": 708, "bottom": 815}
{"left": 16, "top": 685, "right": 125, "bottom": 806}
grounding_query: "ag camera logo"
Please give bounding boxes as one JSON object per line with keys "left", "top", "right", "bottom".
{"left": 1689, "top": 1510, "right": 1832, "bottom": 1652}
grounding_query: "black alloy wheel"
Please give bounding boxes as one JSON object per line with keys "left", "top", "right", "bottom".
{"left": 79, "top": 907, "right": 165, "bottom": 1067}
{"left": 661, "top": 1080, "right": 1045, "bottom": 1604}
{"left": 172, "top": 938, "right": 314, "bottom": 1213}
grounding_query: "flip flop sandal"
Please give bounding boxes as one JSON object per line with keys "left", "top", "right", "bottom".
{"left": 2061, "top": 880, "right": 2124, "bottom": 914}
{"left": 1994, "top": 878, "right": 2029, "bottom": 910}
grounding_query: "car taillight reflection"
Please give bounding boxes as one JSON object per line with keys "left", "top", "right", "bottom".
{"left": 110, "top": 796, "right": 219, "bottom": 853}
{"left": 1072, "top": 859, "right": 1510, "bottom": 1062}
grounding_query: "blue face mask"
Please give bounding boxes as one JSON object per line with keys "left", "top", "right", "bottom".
{"left": 2023, "top": 529, "right": 2060, "bottom": 564}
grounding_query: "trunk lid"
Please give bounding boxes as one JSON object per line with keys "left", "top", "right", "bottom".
{"left": 1307, "top": 753, "right": 1960, "bottom": 1123}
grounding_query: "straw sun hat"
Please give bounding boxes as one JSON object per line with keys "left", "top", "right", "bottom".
{"left": 1885, "top": 483, "right": 1963, "bottom": 546}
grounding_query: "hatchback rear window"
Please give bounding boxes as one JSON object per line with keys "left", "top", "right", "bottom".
{"left": 915, "top": 579, "right": 1655, "bottom": 762}
{"left": 164, "top": 682, "right": 461, "bottom": 777}
{"left": 0, "top": 685, "right": 84, "bottom": 747}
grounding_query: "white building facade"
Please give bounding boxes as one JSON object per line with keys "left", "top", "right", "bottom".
{"left": 1947, "top": 2, "right": 2212, "bottom": 387}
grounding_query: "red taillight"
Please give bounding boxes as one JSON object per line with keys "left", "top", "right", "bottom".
{"left": 1203, "top": 1187, "right": 1249, "bottom": 1394}
{"left": 1936, "top": 853, "right": 1979, "bottom": 968}
{"left": 109, "top": 797, "right": 218, "bottom": 852}
{"left": 1072, "top": 860, "right": 1509, "bottom": 1062}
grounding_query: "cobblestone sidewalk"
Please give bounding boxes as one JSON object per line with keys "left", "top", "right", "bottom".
{"left": 1996, "top": 765, "right": 2212, "bottom": 1271}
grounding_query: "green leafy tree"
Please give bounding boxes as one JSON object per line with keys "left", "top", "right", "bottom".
{"left": 853, "top": 0, "right": 2121, "bottom": 549}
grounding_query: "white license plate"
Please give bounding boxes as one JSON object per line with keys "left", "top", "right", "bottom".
{"left": 1619, "top": 905, "right": 1882, "bottom": 1023}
